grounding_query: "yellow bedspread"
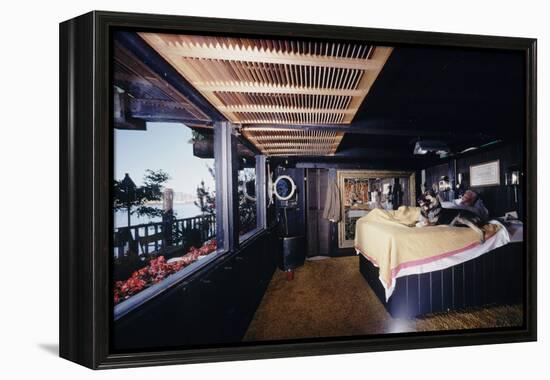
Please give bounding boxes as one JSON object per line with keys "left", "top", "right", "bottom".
{"left": 354, "top": 206, "right": 501, "bottom": 289}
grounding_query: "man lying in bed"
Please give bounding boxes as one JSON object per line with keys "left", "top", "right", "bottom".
{"left": 448, "top": 190, "right": 490, "bottom": 221}
{"left": 417, "top": 189, "right": 489, "bottom": 243}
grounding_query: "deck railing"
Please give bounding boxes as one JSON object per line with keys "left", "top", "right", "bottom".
{"left": 113, "top": 214, "right": 216, "bottom": 258}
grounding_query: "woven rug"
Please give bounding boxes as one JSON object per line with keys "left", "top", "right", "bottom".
{"left": 244, "top": 256, "right": 522, "bottom": 341}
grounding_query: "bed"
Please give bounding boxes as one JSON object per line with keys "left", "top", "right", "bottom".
{"left": 355, "top": 207, "right": 523, "bottom": 318}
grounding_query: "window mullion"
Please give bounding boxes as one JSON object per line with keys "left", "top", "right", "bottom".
{"left": 215, "top": 121, "right": 240, "bottom": 252}
{"left": 256, "top": 155, "right": 267, "bottom": 230}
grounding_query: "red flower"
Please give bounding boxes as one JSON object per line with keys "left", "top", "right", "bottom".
{"left": 113, "top": 239, "right": 218, "bottom": 305}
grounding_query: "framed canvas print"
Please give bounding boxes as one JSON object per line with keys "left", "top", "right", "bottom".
{"left": 59, "top": 11, "right": 537, "bottom": 369}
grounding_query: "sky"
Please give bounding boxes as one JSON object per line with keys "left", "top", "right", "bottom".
{"left": 114, "top": 122, "right": 215, "bottom": 195}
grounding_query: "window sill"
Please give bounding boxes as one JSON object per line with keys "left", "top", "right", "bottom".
{"left": 239, "top": 227, "right": 263, "bottom": 244}
{"left": 114, "top": 228, "right": 269, "bottom": 321}
{"left": 113, "top": 250, "right": 222, "bottom": 321}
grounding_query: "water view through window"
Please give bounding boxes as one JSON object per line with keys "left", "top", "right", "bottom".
{"left": 112, "top": 122, "right": 217, "bottom": 305}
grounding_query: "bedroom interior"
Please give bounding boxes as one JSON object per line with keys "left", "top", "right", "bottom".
{"left": 111, "top": 29, "right": 525, "bottom": 350}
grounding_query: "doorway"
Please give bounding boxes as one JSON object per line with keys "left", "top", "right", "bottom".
{"left": 306, "top": 169, "right": 331, "bottom": 257}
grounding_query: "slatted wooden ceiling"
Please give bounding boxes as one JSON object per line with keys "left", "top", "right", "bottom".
{"left": 242, "top": 127, "right": 344, "bottom": 156}
{"left": 139, "top": 32, "right": 392, "bottom": 156}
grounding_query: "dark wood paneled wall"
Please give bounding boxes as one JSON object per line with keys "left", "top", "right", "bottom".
{"left": 112, "top": 230, "right": 278, "bottom": 351}
{"left": 424, "top": 162, "right": 451, "bottom": 193}
{"left": 423, "top": 143, "right": 523, "bottom": 219}
{"left": 289, "top": 142, "right": 522, "bottom": 258}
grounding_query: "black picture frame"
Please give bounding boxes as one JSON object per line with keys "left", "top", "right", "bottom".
{"left": 59, "top": 10, "right": 537, "bottom": 369}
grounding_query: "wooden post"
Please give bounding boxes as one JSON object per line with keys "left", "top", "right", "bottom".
{"left": 162, "top": 188, "right": 174, "bottom": 249}
{"left": 121, "top": 173, "right": 136, "bottom": 230}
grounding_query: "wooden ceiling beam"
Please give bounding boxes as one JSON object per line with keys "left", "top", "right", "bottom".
{"left": 263, "top": 147, "right": 336, "bottom": 151}
{"left": 263, "top": 151, "right": 336, "bottom": 155}
{"left": 239, "top": 119, "right": 346, "bottom": 125}
{"left": 263, "top": 146, "right": 335, "bottom": 150}
{"left": 217, "top": 105, "right": 356, "bottom": 114}
{"left": 242, "top": 121, "right": 480, "bottom": 138}
{"left": 244, "top": 136, "right": 340, "bottom": 141}
{"left": 159, "top": 46, "right": 381, "bottom": 71}
{"left": 196, "top": 83, "right": 367, "bottom": 97}
{"left": 260, "top": 144, "right": 340, "bottom": 149}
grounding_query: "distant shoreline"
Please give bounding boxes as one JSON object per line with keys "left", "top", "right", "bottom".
{"left": 115, "top": 202, "right": 201, "bottom": 228}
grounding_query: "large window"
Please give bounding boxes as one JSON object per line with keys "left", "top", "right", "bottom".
{"left": 112, "top": 122, "right": 218, "bottom": 305}
{"left": 237, "top": 142, "right": 258, "bottom": 239}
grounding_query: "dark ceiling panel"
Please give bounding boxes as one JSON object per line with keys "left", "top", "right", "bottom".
{"left": 354, "top": 45, "right": 525, "bottom": 136}
{"left": 344, "top": 45, "right": 525, "bottom": 158}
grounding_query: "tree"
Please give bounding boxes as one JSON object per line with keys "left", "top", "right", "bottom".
{"left": 194, "top": 180, "right": 216, "bottom": 215}
{"left": 193, "top": 165, "right": 216, "bottom": 240}
{"left": 194, "top": 164, "right": 216, "bottom": 215}
{"left": 113, "top": 169, "right": 170, "bottom": 229}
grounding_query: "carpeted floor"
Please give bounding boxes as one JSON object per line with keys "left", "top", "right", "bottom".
{"left": 244, "top": 256, "right": 522, "bottom": 341}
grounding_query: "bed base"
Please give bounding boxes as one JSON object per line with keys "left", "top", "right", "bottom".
{"left": 359, "top": 243, "right": 523, "bottom": 318}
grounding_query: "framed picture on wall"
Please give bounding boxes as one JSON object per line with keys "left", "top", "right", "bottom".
{"left": 336, "top": 170, "right": 415, "bottom": 248}
{"left": 470, "top": 160, "right": 501, "bottom": 187}
{"left": 60, "top": 11, "right": 536, "bottom": 369}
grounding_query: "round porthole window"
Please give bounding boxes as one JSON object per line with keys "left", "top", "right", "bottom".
{"left": 273, "top": 175, "right": 296, "bottom": 201}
